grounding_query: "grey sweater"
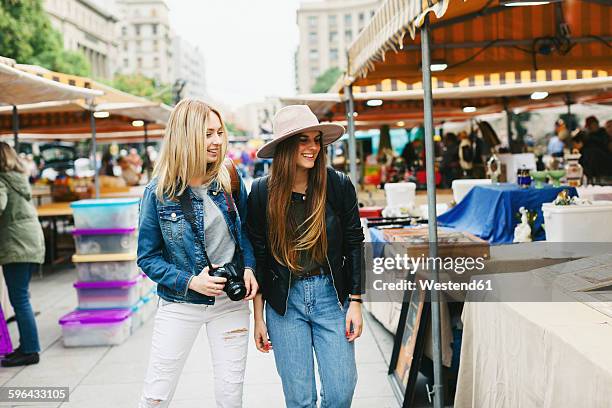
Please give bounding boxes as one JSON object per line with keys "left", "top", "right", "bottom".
{"left": 191, "top": 185, "right": 235, "bottom": 266}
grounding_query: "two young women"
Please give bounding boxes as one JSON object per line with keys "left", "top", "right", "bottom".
{"left": 137, "top": 100, "right": 364, "bottom": 407}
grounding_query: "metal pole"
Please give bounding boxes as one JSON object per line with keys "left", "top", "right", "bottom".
{"left": 344, "top": 85, "right": 358, "bottom": 187}
{"left": 420, "top": 15, "right": 444, "bottom": 408}
{"left": 90, "top": 110, "right": 99, "bottom": 199}
{"left": 503, "top": 98, "right": 513, "bottom": 150}
{"left": 566, "top": 93, "right": 574, "bottom": 131}
{"left": 143, "top": 121, "right": 152, "bottom": 182}
{"left": 12, "top": 106, "right": 19, "bottom": 152}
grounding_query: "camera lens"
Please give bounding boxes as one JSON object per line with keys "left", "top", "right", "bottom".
{"left": 226, "top": 281, "right": 247, "bottom": 301}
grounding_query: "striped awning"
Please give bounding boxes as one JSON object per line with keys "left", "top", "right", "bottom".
{"left": 348, "top": 0, "right": 612, "bottom": 86}
{"left": 285, "top": 69, "right": 612, "bottom": 125}
{"left": 0, "top": 59, "right": 101, "bottom": 105}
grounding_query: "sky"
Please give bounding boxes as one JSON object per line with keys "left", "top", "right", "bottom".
{"left": 166, "top": 0, "right": 302, "bottom": 108}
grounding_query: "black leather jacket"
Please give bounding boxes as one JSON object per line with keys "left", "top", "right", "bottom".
{"left": 247, "top": 168, "right": 364, "bottom": 316}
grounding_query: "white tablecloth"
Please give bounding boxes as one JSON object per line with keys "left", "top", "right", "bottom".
{"left": 455, "top": 299, "right": 612, "bottom": 407}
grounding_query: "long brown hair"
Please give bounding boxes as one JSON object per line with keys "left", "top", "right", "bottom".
{"left": 267, "top": 136, "right": 328, "bottom": 271}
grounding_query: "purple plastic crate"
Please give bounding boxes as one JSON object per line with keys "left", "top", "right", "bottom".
{"left": 0, "top": 304, "right": 13, "bottom": 356}
{"left": 72, "top": 228, "right": 137, "bottom": 255}
{"left": 59, "top": 309, "right": 132, "bottom": 347}
{"left": 74, "top": 279, "right": 139, "bottom": 310}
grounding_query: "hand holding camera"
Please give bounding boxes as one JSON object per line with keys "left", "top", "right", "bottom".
{"left": 188, "top": 265, "right": 228, "bottom": 297}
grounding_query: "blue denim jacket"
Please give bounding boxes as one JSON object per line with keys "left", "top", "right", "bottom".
{"left": 137, "top": 176, "right": 256, "bottom": 304}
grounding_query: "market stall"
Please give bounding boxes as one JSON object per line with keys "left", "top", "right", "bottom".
{"left": 338, "top": 0, "right": 612, "bottom": 406}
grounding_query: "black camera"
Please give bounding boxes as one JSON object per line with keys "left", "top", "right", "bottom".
{"left": 209, "top": 263, "right": 246, "bottom": 301}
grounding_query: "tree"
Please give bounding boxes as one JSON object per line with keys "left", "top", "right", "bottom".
{"left": 311, "top": 67, "right": 342, "bottom": 93}
{"left": 112, "top": 74, "right": 173, "bottom": 105}
{"left": 0, "top": 0, "right": 91, "bottom": 76}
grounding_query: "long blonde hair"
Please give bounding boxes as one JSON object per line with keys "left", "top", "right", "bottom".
{"left": 153, "top": 99, "right": 231, "bottom": 201}
{"left": 0, "top": 142, "right": 26, "bottom": 174}
{"left": 267, "top": 137, "right": 327, "bottom": 271}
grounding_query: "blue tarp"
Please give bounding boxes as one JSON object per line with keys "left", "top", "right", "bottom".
{"left": 437, "top": 183, "right": 578, "bottom": 244}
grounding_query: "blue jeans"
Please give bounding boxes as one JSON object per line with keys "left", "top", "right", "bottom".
{"left": 266, "top": 274, "right": 357, "bottom": 408}
{"left": 2, "top": 263, "right": 40, "bottom": 354}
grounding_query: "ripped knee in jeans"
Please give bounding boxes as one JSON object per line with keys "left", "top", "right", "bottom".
{"left": 222, "top": 327, "right": 248, "bottom": 341}
{"left": 142, "top": 397, "right": 163, "bottom": 407}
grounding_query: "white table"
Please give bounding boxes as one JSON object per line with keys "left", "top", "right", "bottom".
{"left": 455, "top": 269, "right": 612, "bottom": 408}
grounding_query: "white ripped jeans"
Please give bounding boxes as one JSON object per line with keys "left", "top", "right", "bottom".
{"left": 139, "top": 294, "right": 250, "bottom": 408}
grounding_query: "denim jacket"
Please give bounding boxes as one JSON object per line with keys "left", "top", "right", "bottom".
{"left": 137, "top": 176, "right": 256, "bottom": 304}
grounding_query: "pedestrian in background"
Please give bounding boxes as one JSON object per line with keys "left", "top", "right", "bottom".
{"left": 248, "top": 105, "right": 365, "bottom": 408}
{"left": 0, "top": 142, "right": 44, "bottom": 367}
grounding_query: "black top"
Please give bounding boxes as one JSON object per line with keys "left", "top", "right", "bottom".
{"left": 289, "top": 192, "right": 321, "bottom": 276}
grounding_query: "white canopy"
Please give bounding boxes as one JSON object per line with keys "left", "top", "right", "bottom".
{"left": 0, "top": 58, "right": 102, "bottom": 105}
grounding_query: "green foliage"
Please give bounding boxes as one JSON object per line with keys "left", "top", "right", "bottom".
{"left": 0, "top": 0, "right": 91, "bottom": 76}
{"left": 112, "top": 74, "right": 173, "bottom": 105}
{"left": 225, "top": 122, "right": 246, "bottom": 137}
{"left": 311, "top": 67, "right": 342, "bottom": 93}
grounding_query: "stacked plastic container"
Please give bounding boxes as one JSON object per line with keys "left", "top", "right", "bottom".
{"left": 58, "top": 198, "right": 158, "bottom": 347}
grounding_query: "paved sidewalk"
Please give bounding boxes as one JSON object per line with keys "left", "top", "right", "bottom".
{"left": 0, "top": 266, "right": 398, "bottom": 408}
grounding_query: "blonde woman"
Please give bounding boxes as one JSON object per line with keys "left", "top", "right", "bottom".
{"left": 247, "top": 105, "right": 365, "bottom": 407}
{"left": 0, "top": 142, "right": 45, "bottom": 367}
{"left": 137, "top": 99, "right": 258, "bottom": 408}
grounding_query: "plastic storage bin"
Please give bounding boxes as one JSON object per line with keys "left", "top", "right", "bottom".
{"left": 384, "top": 182, "right": 416, "bottom": 207}
{"left": 137, "top": 273, "right": 156, "bottom": 298}
{"left": 73, "top": 253, "right": 139, "bottom": 282}
{"left": 542, "top": 201, "right": 612, "bottom": 242}
{"left": 74, "top": 279, "right": 140, "bottom": 309}
{"left": 71, "top": 198, "right": 139, "bottom": 230}
{"left": 59, "top": 309, "right": 132, "bottom": 347}
{"left": 72, "top": 228, "right": 137, "bottom": 255}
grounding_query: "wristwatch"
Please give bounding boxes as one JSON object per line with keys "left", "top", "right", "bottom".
{"left": 348, "top": 297, "right": 363, "bottom": 303}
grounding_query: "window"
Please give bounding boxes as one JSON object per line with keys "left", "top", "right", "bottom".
{"left": 121, "top": 26, "right": 127, "bottom": 36}
{"left": 308, "top": 31, "right": 317, "bottom": 45}
{"left": 123, "top": 58, "right": 128, "bottom": 68}
{"left": 359, "top": 12, "right": 365, "bottom": 23}
{"left": 308, "top": 16, "right": 317, "bottom": 28}
{"left": 370, "top": 10, "right": 376, "bottom": 18}
{"left": 344, "top": 14, "right": 352, "bottom": 26}
{"left": 309, "top": 49, "right": 319, "bottom": 60}
{"left": 123, "top": 41, "right": 128, "bottom": 51}
{"left": 310, "top": 66, "right": 319, "bottom": 78}
{"left": 153, "top": 39, "right": 158, "bottom": 51}
{"left": 330, "top": 48, "right": 339, "bottom": 61}
{"left": 136, "top": 40, "right": 141, "bottom": 51}
{"left": 152, "top": 24, "right": 158, "bottom": 35}
{"left": 137, "top": 57, "right": 142, "bottom": 68}
{"left": 135, "top": 25, "right": 141, "bottom": 36}
{"left": 345, "top": 29, "right": 353, "bottom": 42}
{"left": 328, "top": 15, "right": 337, "bottom": 26}
{"left": 151, "top": 8, "right": 157, "bottom": 17}
{"left": 153, "top": 57, "right": 159, "bottom": 67}
{"left": 329, "top": 30, "right": 338, "bottom": 43}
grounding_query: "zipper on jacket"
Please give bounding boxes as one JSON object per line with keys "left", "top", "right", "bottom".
{"left": 325, "top": 255, "right": 343, "bottom": 311}
{"left": 284, "top": 271, "right": 292, "bottom": 315}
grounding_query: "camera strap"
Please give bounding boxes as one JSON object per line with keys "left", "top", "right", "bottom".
{"left": 179, "top": 191, "right": 216, "bottom": 272}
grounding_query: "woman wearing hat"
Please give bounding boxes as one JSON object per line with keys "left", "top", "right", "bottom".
{"left": 247, "top": 105, "right": 365, "bottom": 407}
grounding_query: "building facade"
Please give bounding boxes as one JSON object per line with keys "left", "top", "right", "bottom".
{"left": 295, "top": 0, "right": 383, "bottom": 94}
{"left": 234, "top": 97, "right": 283, "bottom": 137}
{"left": 173, "top": 37, "right": 207, "bottom": 101}
{"left": 114, "top": 0, "right": 174, "bottom": 85}
{"left": 43, "top": 0, "right": 119, "bottom": 79}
